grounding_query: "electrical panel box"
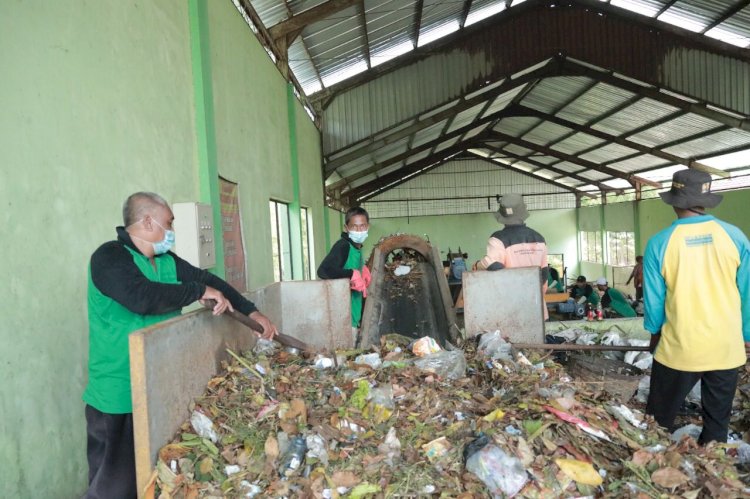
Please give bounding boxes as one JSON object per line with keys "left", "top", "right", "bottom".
{"left": 172, "top": 202, "right": 216, "bottom": 269}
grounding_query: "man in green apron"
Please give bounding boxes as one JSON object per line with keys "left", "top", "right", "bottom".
{"left": 317, "top": 207, "right": 371, "bottom": 332}
{"left": 595, "top": 277, "right": 636, "bottom": 317}
{"left": 84, "top": 192, "right": 278, "bottom": 499}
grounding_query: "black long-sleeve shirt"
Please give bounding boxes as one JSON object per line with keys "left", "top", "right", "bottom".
{"left": 90, "top": 227, "right": 257, "bottom": 316}
{"left": 317, "top": 232, "right": 359, "bottom": 279}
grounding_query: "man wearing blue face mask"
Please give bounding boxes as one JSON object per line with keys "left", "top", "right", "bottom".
{"left": 317, "top": 207, "right": 372, "bottom": 332}
{"left": 83, "top": 192, "right": 278, "bottom": 498}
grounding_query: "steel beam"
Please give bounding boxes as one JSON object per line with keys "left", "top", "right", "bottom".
{"left": 268, "top": 0, "right": 362, "bottom": 42}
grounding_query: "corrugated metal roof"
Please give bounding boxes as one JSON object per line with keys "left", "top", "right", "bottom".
{"left": 593, "top": 98, "right": 680, "bottom": 136}
{"left": 628, "top": 113, "right": 723, "bottom": 147}
{"left": 520, "top": 77, "right": 596, "bottom": 115}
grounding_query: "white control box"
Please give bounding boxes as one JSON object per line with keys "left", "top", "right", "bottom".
{"left": 172, "top": 202, "right": 216, "bottom": 269}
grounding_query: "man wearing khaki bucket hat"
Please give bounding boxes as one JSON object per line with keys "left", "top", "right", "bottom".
{"left": 643, "top": 168, "right": 750, "bottom": 444}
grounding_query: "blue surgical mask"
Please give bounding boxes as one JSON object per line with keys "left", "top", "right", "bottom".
{"left": 151, "top": 220, "right": 175, "bottom": 255}
{"left": 349, "top": 230, "right": 368, "bottom": 244}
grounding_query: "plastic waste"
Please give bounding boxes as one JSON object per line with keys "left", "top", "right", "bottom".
{"left": 368, "top": 384, "right": 395, "bottom": 409}
{"left": 313, "top": 354, "right": 335, "bottom": 370}
{"left": 737, "top": 442, "right": 750, "bottom": 465}
{"left": 422, "top": 436, "right": 451, "bottom": 462}
{"left": 414, "top": 349, "right": 466, "bottom": 380}
{"left": 686, "top": 380, "right": 701, "bottom": 403}
{"left": 412, "top": 336, "right": 442, "bottom": 357}
{"left": 607, "top": 404, "right": 646, "bottom": 429}
{"left": 239, "top": 480, "right": 263, "bottom": 498}
{"left": 635, "top": 375, "right": 650, "bottom": 403}
{"left": 377, "top": 427, "right": 402, "bottom": 466}
{"left": 354, "top": 352, "right": 382, "bottom": 369}
{"left": 671, "top": 424, "right": 703, "bottom": 442}
{"left": 393, "top": 265, "right": 411, "bottom": 276}
{"left": 252, "top": 338, "right": 277, "bottom": 355}
{"left": 465, "top": 443, "right": 528, "bottom": 497}
{"left": 279, "top": 435, "right": 307, "bottom": 477}
{"left": 576, "top": 332, "right": 598, "bottom": 345}
{"left": 505, "top": 425, "right": 522, "bottom": 436}
{"left": 224, "top": 464, "right": 241, "bottom": 476}
{"left": 306, "top": 434, "right": 329, "bottom": 466}
{"left": 477, "top": 330, "right": 512, "bottom": 361}
{"left": 190, "top": 410, "right": 219, "bottom": 443}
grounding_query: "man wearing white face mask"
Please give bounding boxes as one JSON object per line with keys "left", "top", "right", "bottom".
{"left": 317, "top": 207, "right": 372, "bottom": 331}
{"left": 83, "top": 192, "right": 278, "bottom": 498}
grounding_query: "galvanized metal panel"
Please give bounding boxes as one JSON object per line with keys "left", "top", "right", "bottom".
{"left": 662, "top": 129, "right": 750, "bottom": 157}
{"left": 447, "top": 102, "right": 488, "bottom": 133}
{"left": 522, "top": 121, "right": 573, "bottom": 146}
{"left": 578, "top": 170, "right": 611, "bottom": 181}
{"left": 551, "top": 132, "right": 607, "bottom": 155}
{"left": 481, "top": 86, "right": 526, "bottom": 118}
{"left": 593, "top": 98, "right": 680, "bottom": 136}
{"left": 557, "top": 83, "right": 636, "bottom": 125}
{"left": 412, "top": 120, "right": 449, "bottom": 147}
{"left": 552, "top": 161, "right": 586, "bottom": 174}
{"left": 365, "top": 0, "right": 416, "bottom": 62}
{"left": 628, "top": 112, "right": 723, "bottom": 147}
{"left": 713, "top": 5, "right": 750, "bottom": 46}
{"left": 659, "top": 0, "right": 730, "bottom": 33}
{"left": 288, "top": 38, "right": 322, "bottom": 95}
{"left": 662, "top": 48, "right": 750, "bottom": 114}
{"left": 494, "top": 116, "right": 543, "bottom": 137}
{"left": 249, "top": 0, "right": 289, "bottom": 26}
{"left": 579, "top": 143, "right": 640, "bottom": 163}
{"left": 638, "top": 164, "right": 685, "bottom": 181}
{"left": 520, "top": 76, "right": 595, "bottom": 114}
{"left": 608, "top": 154, "right": 670, "bottom": 173}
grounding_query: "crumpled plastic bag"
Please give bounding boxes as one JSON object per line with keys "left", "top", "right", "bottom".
{"left": 412, "top": 336, "right": 441, "bottom": 357}
{"left": 306, "top": 434, "right": 329, "bottom": 466}
{"left": 377, "top": 427, "right": 401, "bottom": 467}
{"left": 465, "top": 444, "right": 528, "bottom": 497}
{"left": 635, "top": 375, "right": 650, "bottom": 403}
{"left": 477, "top": 331, "right": 512, "bottom": 361}
{"left": 354, "top": 352, "right": 382, "bottom": 369}
{"left": 672, "top": 424, "right": 702, "bottom": 442}
{"left": 190, "top": 410, "right": 219, "bottom": 443}
{"left": 414, "top": 350, "right": 466, "bottom": 380}
{"left": 393, "top": 265, "right": 411, "bottom": 276}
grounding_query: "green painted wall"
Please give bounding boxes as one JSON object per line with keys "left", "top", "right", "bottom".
{"left": 1, "top": 1, "right": 324, "bottom": 497}
{"left": 363, "top": 209, "right": 578, "bottom": 276}
{"left": 638, "top": 189, "right": 750, "bottom": 251}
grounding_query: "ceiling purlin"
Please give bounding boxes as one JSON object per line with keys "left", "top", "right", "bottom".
{"left": 268, "top": 0, "right": 362, "bottom": 43}
{"left": 487, "top": 130, "right": 661, "bottom": 188}
{"left": 349, "top": 142, "right": 476, "bottom": 203}
{"left": 482, "top": 143, "right": 609, "bottom": 193}
{"left": 655, "top": 0, "right": 679, "bottom": 17}
{"left": 701, "top": 0, "right": 750, "bottom": 34}
{"left": 562, "top": 61, "right": 750, "bottom": 132}
{"left": 459, "top": 0, "right": 473, "bottom": 28}
{"left": 508, "top": 105, "right": 728, "bottom": 176}
{"left": 323, "top": 58, "right": 563, "bottom": 175}
{"left": 413, "top": 0, "right": 424, "bottom": 47}
{"left": 466, "top": 150, "right": 596, "bottom": 198}
{"left": 358, "top": 2, "right": 371, "bottom": 69}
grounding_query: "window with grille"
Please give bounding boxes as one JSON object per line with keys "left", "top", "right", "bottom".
{"left": 607, "top": 231, "right": 635, "bottom": 266}
{"left": 269, "top": 200, "right": 293, "bottom": 282}
{"left": 580, "top": 231, "right": 602, "bottom": 263}
{"left": 300, "top": 207, "right": 315, "bottom": 280}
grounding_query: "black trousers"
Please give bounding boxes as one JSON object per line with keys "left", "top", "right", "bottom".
{"left": 85, "top": 405, "right": 137, "bottom": 499}
{"left": 646, "top": 360, "right": 738, "bottom": 444}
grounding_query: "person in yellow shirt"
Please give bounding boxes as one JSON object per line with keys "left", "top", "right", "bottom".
{"left": 644, "top": 169, "right": 750, "bottom": 444}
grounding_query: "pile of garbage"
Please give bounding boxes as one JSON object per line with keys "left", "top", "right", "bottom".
{"left": 152, "top": 332, "right": 750, "bottom": 498}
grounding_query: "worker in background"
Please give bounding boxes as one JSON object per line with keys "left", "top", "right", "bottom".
{"left": 594, "top": 276, "right": 636, "bottom": 317}
{"left": 626, "top": 255, "right": 644, "bottom": 303}
{"left": 556, "top": 275, "right": 599, "bottom": 317}
{"left": 473, "top": 193, "right": 549, "bottom": 318}
{"left": 547, "top": 266, "right": 565, "bottom": 292}
{"left": 317, "top": 206, "right": 372, "bottom": 335}
{"left": 644, "top": 169, "right": 750, "bottom": 444}
{"left": 84, "top": 192, "right": 278, "bottom": 499}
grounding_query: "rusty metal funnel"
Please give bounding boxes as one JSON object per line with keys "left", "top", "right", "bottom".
{"left": 359, "top": 234, "right": 460, "bottom": 348}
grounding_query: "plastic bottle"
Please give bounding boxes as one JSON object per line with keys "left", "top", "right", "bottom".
{"left": 586, "top": 304, "right": 594, "bottom": 321}
{"left": 596, "top": 302, "right": 603, "bottom": 321}
{"left": 279, "top": 435, "right": 307, "bottom": 478}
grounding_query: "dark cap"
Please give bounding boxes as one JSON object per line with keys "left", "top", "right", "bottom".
{"left": 659, "top": 169, "right": 722, "bottom": 209}
{"left": 576, "top": 276, "right": 587, "bottom": 283}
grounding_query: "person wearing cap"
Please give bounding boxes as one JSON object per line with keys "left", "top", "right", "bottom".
{"left": 569, "top": 275, "right": 600, "bottom": 307}
{"left": 644, "top": 169, "right": 750, "bottom": 444}
{"left": 473, "top": 193, "right": 549, "bottom": 318}
{"left": 594, "top": 277, "right": 636, "bottom": 318}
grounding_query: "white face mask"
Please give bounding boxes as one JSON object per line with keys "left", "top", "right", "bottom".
{"left": 349, "top": 230, "right": 368, "bottom": 244}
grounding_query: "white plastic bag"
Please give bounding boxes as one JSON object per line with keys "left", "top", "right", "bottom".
{"left": 478, "top": 331, "right": 512, "bottom": 361}
{"left": 414, "top": 350, "right": 466, "bottom": 380}
{"left": 466, "top": 444, "right": 528, "bottom": 498}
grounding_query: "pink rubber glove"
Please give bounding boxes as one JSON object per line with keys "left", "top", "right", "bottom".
{"left": 350, "top": 269, "right": 367, "bottom": 293}
{"left": 362, "top": 266, "right": 372, "bottom": 288}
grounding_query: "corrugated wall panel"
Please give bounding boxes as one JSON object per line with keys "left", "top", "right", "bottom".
{"left": 323, "top": 2, "right": 750, "bottom": 153}
{"left": 662, "top": 48, "right": 750, "bottom": 115}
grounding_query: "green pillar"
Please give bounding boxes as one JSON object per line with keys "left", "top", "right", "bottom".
{"left": 188, "top": 0, "right": 224, "bottom": 277}
{"left": 634, "top": 199, "right": 642, "bottom": 256}
{"left": 323, "top": 206, "right": 331, "bottom": 249}
{"left": 575, "top": 195, "right": 581, "bottom": 277}
{"left": 600, "top": 199, "right": 607, "bottom": 278}
{"left": 287, "top": 84, "right": 304, "bottom": 280}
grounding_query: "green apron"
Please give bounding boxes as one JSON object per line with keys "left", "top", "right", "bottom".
{"left": 606, "top": 288, "right": 637, "bottom": 317}
{"left": 343, "top": 244, "right": 364, "bottom": 327}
